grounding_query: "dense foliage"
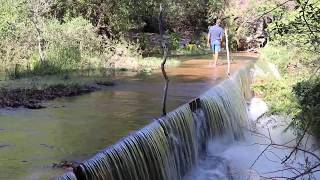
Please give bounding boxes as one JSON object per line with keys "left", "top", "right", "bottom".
{"left": 51, "top": 0, "right": 221, "bottom": 34}
{"left": 268, "top": 0, "right": 320, "bottom": 52}
{"left": 2, "top": 0, "right": 319, "bottom": 138}
{"left": 0, "top": 0, "right": 228, "bottom": 78}
{"left": 293, "top": 77, "right": 320, "bottom": 137}
{"left": 0, "top": 0, "right": 110, "bottom": 76}
{"left": 252, "top": 0, "right": 320, "bottom": 137}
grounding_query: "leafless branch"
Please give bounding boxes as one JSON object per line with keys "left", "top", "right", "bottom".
{"left": 249, "top": 121, "right": 320, "bottom": 179}
{"left": 301, "top": 0, "right": 316, "bottom": 38}
{"left": 281, "top": 125, "right": 308, "bottom": 164}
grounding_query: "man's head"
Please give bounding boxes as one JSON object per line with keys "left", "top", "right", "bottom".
{"left": 216, "top": 19, "right": 221, "bottom": 26}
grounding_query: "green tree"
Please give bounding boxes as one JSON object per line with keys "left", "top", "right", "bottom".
{"left": 27, "top": 0, "right": 53, "bottom": 62}
{"left": 0, "top": 0, "right": 36, "bottom": 68}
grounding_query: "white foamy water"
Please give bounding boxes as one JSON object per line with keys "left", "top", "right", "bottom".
{"left": 184, "top": 98, "right": 320, "bottom": 180}
{"left": 248, "top": 98, "right": 268, "bottom": 121}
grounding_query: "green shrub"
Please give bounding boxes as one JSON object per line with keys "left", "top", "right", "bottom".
{"left": 44, "top": 17, "right": 102, "bottom": 70}
{"left": 253, "top": 44, "right": 320, "bottom": 137}
{"left": 138, "top": 57, "right": 180, "bottom": 70}
{"left": 168, "top": 32, "right": 181, "bottom": 50}
{"left": 47, "top": 45, "right": 81, "bottom": 70}
{"left": 292, "top": 77, "right": 320, "bottom": 137}
{"left": 5, "top": 64, "right": 24, "bottom": 80}
{"left": 260, "top": 45, "right": 296, "bottom": 74}
{"left": 32, "top": 60, "right": 63, "bottom": 75}
{"left": 252, "top": 75, "right": 301, "bottom": 116}
{"left": 172, "top": 46, "right": 209, "bottom": 56}
{"left": 0, "top": 1, "right": 36, "bottom": 71}
{"left": 137, "top": 33, "right": 149, "bottom": 51}
{"left": 2, "top": 16, "right": 143, "bottom": 77}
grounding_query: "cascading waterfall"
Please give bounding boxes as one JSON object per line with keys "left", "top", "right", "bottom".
{"left": 200, "top": 75, "right": 249, "bottom": 140}
{"left": 58, "top": 66, "right": 252, "bottom": 180}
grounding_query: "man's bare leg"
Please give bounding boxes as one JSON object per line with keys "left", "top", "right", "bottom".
{"left": 210, "top": 53, "right": 214, "bottom": 67}
{"left": 214, "top": 52, "right": 219, "bottom": 67}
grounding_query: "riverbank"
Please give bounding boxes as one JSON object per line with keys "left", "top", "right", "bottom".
{"left": 0, "top": 51, "right": 255, "bottom": 110}
{"left": 0, "top": 75, "right": 114, "bottom": 109}
{"left": 0, "top": 56, "right": 183, "bottom": 109}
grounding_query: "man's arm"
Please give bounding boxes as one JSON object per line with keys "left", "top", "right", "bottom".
{"left": 207, "top": 32, "right": 211, "bottom": 47}
{"left": 220, "top": 29, "right": 224, "bottom": 46}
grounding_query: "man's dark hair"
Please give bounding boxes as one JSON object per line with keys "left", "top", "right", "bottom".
{"left": 216, "top": 19, "right": 221, "bottom": 25}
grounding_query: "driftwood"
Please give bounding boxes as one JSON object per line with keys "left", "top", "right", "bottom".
{"left": 158, "top": 4, "right": 169, "bottom": 116}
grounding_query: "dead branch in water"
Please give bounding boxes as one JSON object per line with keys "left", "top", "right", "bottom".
{"left": 159, "top": 4, "right": 169, "bottom": 116}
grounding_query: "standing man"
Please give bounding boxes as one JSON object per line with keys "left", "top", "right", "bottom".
{"left": 207, "top": 19, "right": 224, "bottom": 67}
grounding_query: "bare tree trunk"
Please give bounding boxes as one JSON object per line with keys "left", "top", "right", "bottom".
{"left": 30, "top": 16, "right": 46, "bottom": 62}
{"left": 37, "top": 28, "right": 46, "bottom": 63}
{"left": 27, "top": 0, "right": 52, "bottom": 63}
{"left": 159, "top": 4, "right": 169, "bottom": 116}
{"left": 224, "top": 28, "right": 231, "bottom": 76}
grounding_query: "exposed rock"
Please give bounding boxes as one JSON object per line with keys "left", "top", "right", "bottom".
{"left": 95, "top": 80, "right": 115, "bottom": 86}
{"left": 0, "top": 144, "right": 10, "bottom": 148}
{"left": 244, "top": 18, "right": 268, "bottom": 50}
{"left": 52, "top": 161, "right": 80, "bottom": 171}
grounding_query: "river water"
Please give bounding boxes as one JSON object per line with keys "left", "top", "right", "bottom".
{"left": 3, "top": 54, "right": 318, "bottom": 180}
{"left": 0, "top": 54, "right": 253, "bottom": 180}
{"left": 0, "top": 54, "right": 255, "bottom": 179}
{"left": 183, "top": 97, "right": 320, "bottom": 180}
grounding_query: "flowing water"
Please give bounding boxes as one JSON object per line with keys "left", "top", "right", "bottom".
{"left": 0, "top": 54, "right": 254, "bottom": 180}
{"left": 57, "top": 64, "right": 253, "bottom": 180}
{"left": 184, "top": 100, "right": 320, "bottom": 180}
{"left": 4, "top": 53, "right": 319, "bottom": 180}
{"left": 58, "top": 54, "right": 320, "bottom": 180}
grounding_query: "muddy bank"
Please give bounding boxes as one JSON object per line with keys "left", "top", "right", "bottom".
{"left": 0, "top": 81, "right": 114, "bottom": 109}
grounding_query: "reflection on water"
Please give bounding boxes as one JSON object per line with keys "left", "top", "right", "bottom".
{"left": 0, "top": 55, "right": 254, "bottom": 179}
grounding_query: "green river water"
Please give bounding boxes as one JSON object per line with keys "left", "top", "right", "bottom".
{"left": 0, "top": 55, "right": 255, "bottom": 179}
